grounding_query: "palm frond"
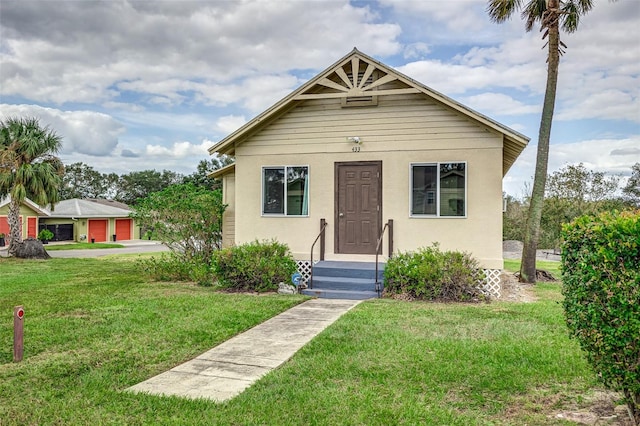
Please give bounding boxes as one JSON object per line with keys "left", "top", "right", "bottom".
{"left": 0, "top": 116, "right": 64, "bottom": 207}
{"left": 522, "top": 0, "right": 546, "bottom": 32}
{"left": 487, "top": 0, "right": 524, "bottom": 23}
{"left": 560, "top": 0, "right": 594, "bottom": 33}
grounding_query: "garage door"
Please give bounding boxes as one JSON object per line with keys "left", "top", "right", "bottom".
{"left": 88, "top": 219, "right": 108, "bottom": 242}
{"left": 0, "top": 217, "right": 9, "bottom": 237}
{"left": 115, "top": 219, "right": 132, "bottom": 241}
{"left": 27, "top": 217, "right": 37, "bottom": 238}
{"left": 0, "top": 216, "right": 21, "bottom": 242}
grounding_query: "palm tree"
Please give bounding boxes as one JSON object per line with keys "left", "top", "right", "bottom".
{"left": 0, "top": 117, "right": 64, "bottom": 256}
{"left": 487, "top": 0, "right": 596, "bottom": 283}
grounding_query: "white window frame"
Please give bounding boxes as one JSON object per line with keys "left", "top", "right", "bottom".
{"left": 261, "top": 165, "right": 310, "bottom": 217}
{"left": 409, "top": 162, "right": 467, "bottom": 218}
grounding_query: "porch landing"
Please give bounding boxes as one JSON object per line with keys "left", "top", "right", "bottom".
{"left": 301, "top": 261, "right": 385, "bottom": 300}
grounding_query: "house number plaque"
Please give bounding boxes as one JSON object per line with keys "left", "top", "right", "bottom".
{"left": 351, "top": 146, "right": 361, "bottom": 152}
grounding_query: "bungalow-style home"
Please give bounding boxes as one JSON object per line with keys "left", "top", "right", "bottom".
{"left": 39, "top": 198, "right": 139, "bottom": 242}
{"left": 0, "top": 196, "right": 51, "bottom": 245}
{"left": 209, "top": 49, "right": 529, "bottom": 298}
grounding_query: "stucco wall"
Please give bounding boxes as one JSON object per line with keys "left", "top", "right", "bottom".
{"left": 228, "top": 93, "right": 505, "bottom": 269}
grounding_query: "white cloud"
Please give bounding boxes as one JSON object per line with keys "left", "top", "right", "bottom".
{"left": 216, "top": 115, "right": 247, "bottom": 135}
{"left": 378, "top": 0, "right": 513, "bottom": 44}
{"left": 144, "top": 139, "right": 210, "bottom": 158}
{"left": 462, "top": 93, "right": 540, "bottom": 116}
{"left": 403, "top": 42, "right": 431, "bottom": 60}
{"left": 102, "top": 101, "right": 145, "bottom": 113}
{"left": 0, "top": 104, "right": 124, "bottom": 156}
{"left": 396, "top": 33, "right": 547, "bottom": 96}
{"left": 0, "top": 1, "right": 401, "bottom": 105}
{"left": 556, "top": 89, "right": 640, "bottom": 123}
{"left": 112, "top": 110, "right": 215, "bottom": 135}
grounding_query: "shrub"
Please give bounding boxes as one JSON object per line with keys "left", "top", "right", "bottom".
{"left": 212, "top": 240, "right": 297, "bottom": 292}
{"left": 131, "top": 183, "right": 226, "bottom": 264}
{"left": 136, "top": 253, "right": 213, "bottom": 286}
{"left": 383, "top": 244, "right": 487, "bottom": 302}
{"left": 561, "top": 210, "right": 639, "bottom": 423}
{"left": 38, "top": 229, "right": 54, "bottom": 241}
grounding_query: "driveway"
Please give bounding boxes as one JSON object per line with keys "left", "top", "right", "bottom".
{"left": 0, "top": 240, "right": 169, "bottom": 258}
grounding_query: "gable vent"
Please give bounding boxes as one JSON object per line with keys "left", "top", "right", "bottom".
{"left": 342, "top": 72, "right": 378, "bottom": 107}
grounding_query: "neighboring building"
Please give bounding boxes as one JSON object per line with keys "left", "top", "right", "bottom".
{"left": 0, "top": 196, "right": 51, "bottom": 243}
{"left": 209, "top": 49, "right": 529, "bottom": 272}
{"left": 39, "top": 198, "right": 139, "bottom": 242}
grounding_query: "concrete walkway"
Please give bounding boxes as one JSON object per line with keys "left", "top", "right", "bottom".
{"left": 127, "top": 298, "right": 361, "bottom": 402}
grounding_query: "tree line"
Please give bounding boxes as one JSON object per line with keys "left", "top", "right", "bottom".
{"left": 504, "top": 162, "right": 639, "bottom": 250}
{"left": 60, "top": 156, "right": 233, "bottom": 206}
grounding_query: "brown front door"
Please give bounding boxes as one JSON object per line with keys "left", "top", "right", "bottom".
{"left": 335, "top": 161, "right": 382, "bottom": 254}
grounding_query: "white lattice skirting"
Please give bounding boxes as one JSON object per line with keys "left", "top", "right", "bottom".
{"left": 295, "top": 261, "right": 501, "bottom": 299}
{"left": 482, "top": 269, "right": 502, "bottom": 299}
{"left": 296, "top": 261, "right": 312, "bottom": 286}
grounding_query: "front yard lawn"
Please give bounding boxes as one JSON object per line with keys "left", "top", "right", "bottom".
{"left": 0, "top": 256, "right": 605, "bottom": 425}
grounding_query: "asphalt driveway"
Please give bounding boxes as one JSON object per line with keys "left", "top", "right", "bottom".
{"left": 0, "top": 240, "right": 169, "bottom": 258}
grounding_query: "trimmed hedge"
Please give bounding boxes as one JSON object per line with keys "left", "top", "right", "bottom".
{"left": 383, "top": 244, "right": 488, "bottom": 302}
{"left": 561, "top": 210, "right": 639, "bottom": 423}
{"left": 212, "top": 240, "right": 298, "bottom": 292}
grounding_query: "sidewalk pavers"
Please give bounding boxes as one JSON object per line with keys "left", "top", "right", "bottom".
{"left": 127, "top": 298, "right": 361, "bottom": 402}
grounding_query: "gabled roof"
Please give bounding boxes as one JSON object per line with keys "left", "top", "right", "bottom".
{"left": 208, "top": 48, "right": 529, "bottom": 176}
{"left": 0, "top": 196, "right": 51, "bottom": 216}
{"left": 46, "top": 198, "right": 132, "bottom": 218}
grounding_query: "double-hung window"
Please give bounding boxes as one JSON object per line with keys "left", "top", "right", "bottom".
{"left": 411, "top": 162, "right": 466, "bottom": 217}
{"left": 262, "top": 166, "right": 309, "bottom": 216}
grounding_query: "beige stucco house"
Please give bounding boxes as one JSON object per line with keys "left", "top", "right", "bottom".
{"left": 0, "top": 196, "right": 50, "bottom": 244}
{"left": 39, "top": 198, "right": 139, "bottom": 242}
{"left": 209, "top": 49, "right": 528, "bottom": 277}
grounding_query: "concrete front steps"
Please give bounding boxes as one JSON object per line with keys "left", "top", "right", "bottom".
{"left": 301, "top": 261, "right": 385, "bottom": 300}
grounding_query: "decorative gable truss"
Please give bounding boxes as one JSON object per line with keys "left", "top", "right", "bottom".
{"left": 293, "top": 54, "right": 420, "bottom": 104}
{"left": 210, "top": 48, "right": 528, "bottom": 175}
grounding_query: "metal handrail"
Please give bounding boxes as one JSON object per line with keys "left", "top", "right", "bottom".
{"left": 309, "top": 219, "right": 328, "bottom": 289}
{"left": 374, "top": 221, "right": 391, "bottom": 298}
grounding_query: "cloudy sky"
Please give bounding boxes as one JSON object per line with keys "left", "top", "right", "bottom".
{"left": 1, "top": 0, "right": 638, "bottom": 196}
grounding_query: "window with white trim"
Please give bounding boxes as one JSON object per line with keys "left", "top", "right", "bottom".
{"left": 262, "top": 166, "right": 309, "bottom": 216}
{"left": 411, "top": 162, "right": 466, "bottom": 217}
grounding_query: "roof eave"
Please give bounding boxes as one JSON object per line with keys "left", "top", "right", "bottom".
{"left": 209, "top": 163, "right": 236, "bottom": 179}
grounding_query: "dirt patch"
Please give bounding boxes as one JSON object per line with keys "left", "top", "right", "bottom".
{"left": 500, "top": 389, "right": 632, "bottom": 425}
{"left": 552, "top": 391, "right": 633, "bottom": 425}
{"left": 498, "top": 271, "right": 537, "bottom": 302}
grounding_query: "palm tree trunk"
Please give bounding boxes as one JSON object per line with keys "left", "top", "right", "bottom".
{"left": 520, "top": 1, "right": 560, "bottom": 283}
{"left": 7, "top": 198, "right": 23, "bottom": 256}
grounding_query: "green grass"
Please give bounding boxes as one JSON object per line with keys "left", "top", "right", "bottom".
{"left": 44, "top": 242, "right": 125, "bottom": 250}
{"left": 504, "top": 258, "right": 562, "bottom": 279}
{"left": 0, "top": 256, "right": 600, "bottom": 425}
